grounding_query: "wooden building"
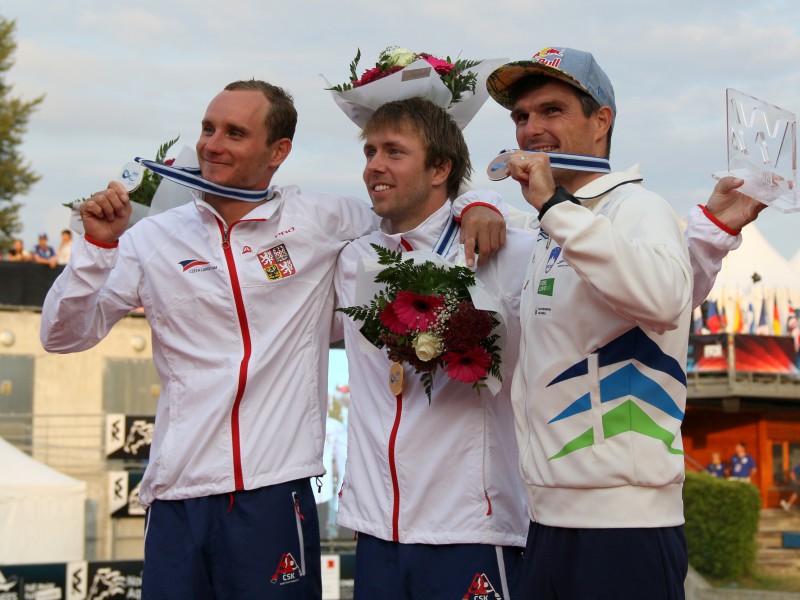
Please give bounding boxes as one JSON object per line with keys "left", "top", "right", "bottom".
{"left": 683, "top": 332, "right": 800, "bottom": 507}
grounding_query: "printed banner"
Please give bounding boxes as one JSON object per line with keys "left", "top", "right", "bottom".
{"left": 105, "top": 414, "right": 154, "bottom": 460}
{"left": 107, "top": 471, "right": 145, "bottom": 518}
{"left": 687, "top": 334, "right": 728, "bottom": 373}
{"left": 688, "top": 334, "right": 799, "bottom": 374}
{"left": 733, "top": 334, "right": 799, "bottom": 373}
{"left": 0, "top": 561, "right": 140, "bottom": 600}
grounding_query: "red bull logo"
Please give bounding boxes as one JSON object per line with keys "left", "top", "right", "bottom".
{"left": 532, "top": 46, "right": 564, "bottom": 68}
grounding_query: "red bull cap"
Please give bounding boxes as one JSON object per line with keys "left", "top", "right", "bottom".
{"left": 486, "top": 47, "right": 616, "bottom": 121}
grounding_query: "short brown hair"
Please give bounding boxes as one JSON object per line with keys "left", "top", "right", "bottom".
{"left": 360, "top": 97, "right": 471, "bottom": 199}
{"left": 225, "top": 80, "right": 297, "bottom": 144}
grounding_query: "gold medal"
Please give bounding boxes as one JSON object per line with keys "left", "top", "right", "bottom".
{"left": 389, "top": 362, "right": 404, "bottom": 396}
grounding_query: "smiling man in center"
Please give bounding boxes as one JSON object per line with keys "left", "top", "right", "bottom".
{"left": 334, "top": 96, "right": 534, "bottom": 599}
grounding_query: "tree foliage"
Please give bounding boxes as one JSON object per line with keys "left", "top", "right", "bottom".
{"left": 0, "top": 16, "right": 44, "bottom": 250}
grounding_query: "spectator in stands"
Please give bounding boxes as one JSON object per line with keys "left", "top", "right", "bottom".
{"left": 729, "top": 442, "right": 757, "bottom": 481}
{"left": 706, "top": 452, "right": 727, "bottom": 478}
{"left": 4, "top": 238, "right": 31, "bottom": 262}
{"left": 31, "top": 233, "right": 57, "bottom": 268}
{"left": 780, "top": 462, "right": 800, "bottom": 511}
{"left": 56, "top": 229, "right": 72, "bottom": 265}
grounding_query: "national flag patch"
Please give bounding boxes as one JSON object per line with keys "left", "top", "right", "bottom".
{"left": 179, "top": 259, "right": 210, "bottom": 272}
{"left": 545, "top": 247, "right": 561, "bottom": 273}
{"left": 258, "top": 243, "right": 296, "bottom": 280}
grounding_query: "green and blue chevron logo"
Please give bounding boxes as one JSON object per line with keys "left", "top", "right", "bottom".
{"left": 547, "top": 328, "right": 686, "bottom": 460}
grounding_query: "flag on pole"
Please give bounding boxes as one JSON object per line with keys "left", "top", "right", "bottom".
{"left": 788, "top": 301, "right": 800, "bottom": 352}
{"left": 787, "top": 301, "right": 798, "bottom": 333}
{"left": 720, "top": 303, "right": 728, "bottom": 332}
{"left": 756, "top": 300, "right": 770, "bottom": 335}
{"left": 706, "top": 300, "right": 721, "bottom": 334}
{"left": 773, "top": 294, "right": 782, "bottom": 335}
{"left": 733, "top": 294, "right": 743, "bottom": 334}
{"left": 693, "top": 306, "right": 703, "bottom": 334}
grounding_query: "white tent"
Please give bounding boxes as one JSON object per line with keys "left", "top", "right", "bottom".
{"left": 705, "top": 224, "right": 800, "bottom": 331}
{"left": 0, "top": 437, "right": 86, "bottom": 564}
{"left": 712, "top": 224, "right": 800, "bottom": 293}
{"left": 792, "top": 248, "right": 800, "bottom": 274}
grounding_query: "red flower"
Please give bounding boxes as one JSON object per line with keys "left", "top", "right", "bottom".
{"left": 164, "top": 158, "right": 176, "bottom": 166}
{"left": 443, "top": 301, "right": 494, "bottom": 351}
{"left": 392, "top": 291, "right": 443, "bottom": 331}
{"left": 443, "top": 347, "right": 492, "bottom": 383}
{"left": 356, "top": 65, "right": 403, "bottom": 87}
{"left": 380, "top": 302, "right": 408, "bottom": 334}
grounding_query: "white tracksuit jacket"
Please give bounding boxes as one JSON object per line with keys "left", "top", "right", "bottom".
{"left": 41, "top": 186, "right": 378, "bottom": 508}
{"left": 511, "top": 167, "right": 696, "bottom": 529}
{"left": 334, "top": 202, "right": 535, "bottom": 547}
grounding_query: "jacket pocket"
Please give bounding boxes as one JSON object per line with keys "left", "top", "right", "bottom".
{"left": 291, "top": 491, "right": 306, "bottom": 576}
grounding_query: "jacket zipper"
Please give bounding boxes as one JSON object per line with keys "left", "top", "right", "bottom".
{"left": 218, "top": 219, "right": 252, "bottom": 491}
{"left": 388, "top": 392, "right": 403, "bottom": 542}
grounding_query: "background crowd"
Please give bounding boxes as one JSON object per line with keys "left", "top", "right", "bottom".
{"left": 3, "top": 229, "right": 71, "bottom": 266}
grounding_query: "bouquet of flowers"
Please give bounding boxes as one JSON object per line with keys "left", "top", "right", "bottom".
{"left": 339, "top": 244, "right": 502, "bottom": 402}
{"left": 328, "top": 46, "right": 480, "bottom": 106}
{"left": 324, "top": 47, "right": 508, "bottom": 130}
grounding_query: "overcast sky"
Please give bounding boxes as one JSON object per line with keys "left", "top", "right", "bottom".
{"left": 4, "top": 0, "right": 800, "bottom": 260}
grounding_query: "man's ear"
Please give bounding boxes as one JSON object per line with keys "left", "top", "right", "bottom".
{"left": 268, "top": 138, "right": 293, "bottom": 169}
{"left": 431, "top": 159, "right": 452, "bottom": 187}
{"left": 593, "top": 106, "right": 613, "bottom": 148}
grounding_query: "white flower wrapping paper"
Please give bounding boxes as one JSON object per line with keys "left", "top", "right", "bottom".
{"left": 325, "top": 57, "right": 508, "bottom": 130}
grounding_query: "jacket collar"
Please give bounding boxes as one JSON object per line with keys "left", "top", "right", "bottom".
{"left": 191, "top": 187, "right": 284, "bottom": 223}
{"left": 376, "top": 201, "right": 452, "bottom": 252}
{"left": 573, "top": 164, "right": 643, "bottom": 201}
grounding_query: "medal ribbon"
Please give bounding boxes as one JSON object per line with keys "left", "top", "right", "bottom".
{"left": 433, "top": 216, "right": 460, "bottom": 256}
{"left": 487, "top": 150, "right": 611, "bottom": 181}
{"left": 135, "top": 157, "right": 275, "bottom": 202}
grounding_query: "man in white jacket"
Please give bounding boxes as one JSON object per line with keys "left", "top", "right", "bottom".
{"left": 487, "top": 46, "right": 746, "bottom": 599}
{"left": 335, "top": 96, "right": 534, "bottom": 599}
{"left": 39, "top": 80, "right": 502, "bottom": 600}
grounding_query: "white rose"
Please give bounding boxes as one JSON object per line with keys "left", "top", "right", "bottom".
{"left": 413, "top": 332, "right": 443, "bottom": 362}
{"left": 386, "top": 47, "right": 416, "bottom": 67}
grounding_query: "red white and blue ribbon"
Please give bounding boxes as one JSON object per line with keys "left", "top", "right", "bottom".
{"left": 135, "top": 157, "right": 275, "bottom": 203}
{"left": 486, "top": 149, "right": 611, "bottom": 181}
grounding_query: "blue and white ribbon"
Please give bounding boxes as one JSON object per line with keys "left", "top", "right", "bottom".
{"left": 135, "top": 157, "right": 275, "bottom": 203}
{"left": 433, "top": 217, "right": 460, "bottom": 256}
{"left": 486, "top": 150, "right": 611, "bottom": 181}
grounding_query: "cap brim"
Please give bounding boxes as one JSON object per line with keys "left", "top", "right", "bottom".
{"left": 487, "top": 60, "right": 589, "bottom": 109}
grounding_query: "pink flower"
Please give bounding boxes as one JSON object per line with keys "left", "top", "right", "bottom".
{"left": 380, "top": 302, "right": 408, "bottom": 334}
{"left": 392, "top": 291, "right": 443, "bottom": 331}
{"left": 443, "top": 347, "right": 492, "bottom": 383}
{"left": 421, "top": 55, "right": 454, "bottom": 75}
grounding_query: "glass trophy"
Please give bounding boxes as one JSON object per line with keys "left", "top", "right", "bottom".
{"left": 713, "top": 88, "right": 798, "bottom": 212}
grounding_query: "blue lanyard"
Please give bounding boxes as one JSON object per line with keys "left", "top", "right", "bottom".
{"left": 135, "top": 158, "right": 275, "bottom": 203}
